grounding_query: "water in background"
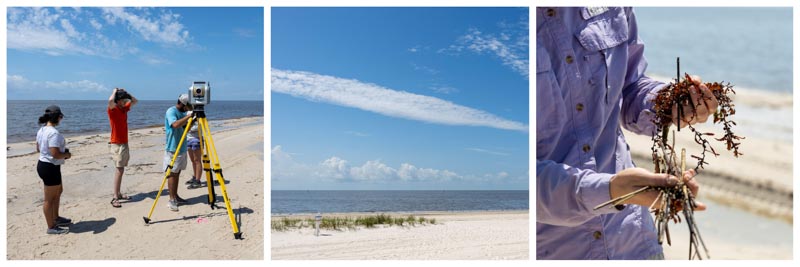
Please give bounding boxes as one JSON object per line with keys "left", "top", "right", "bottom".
{"left": 7, "top": 100, "right": 263, "bottom": 143}
{"left": 271, "top": 190, "right": 529, "bottom": 214}
{"left": 635, "top": 7, "right": 792, "bottom": 93}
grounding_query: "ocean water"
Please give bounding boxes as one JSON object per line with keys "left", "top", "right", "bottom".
{"left": 635, "top": 7, "right": 792, "bottom": 93}
{"left": 6, "top": 100, "right": 263, "bottom": 143}
{"left": 271, "top": 190, "right": 529, "bottom": 214}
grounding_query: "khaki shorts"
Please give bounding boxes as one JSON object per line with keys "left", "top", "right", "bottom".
{"left": 109, "top": 143, "right": 130, "bottom": 167}
{"left": 163, "top": 151, "right": 187, "bottom": 174}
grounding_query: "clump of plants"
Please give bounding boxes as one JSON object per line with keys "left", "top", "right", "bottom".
{"left": 271, "top": 213, "right": 437, "bottom": 232}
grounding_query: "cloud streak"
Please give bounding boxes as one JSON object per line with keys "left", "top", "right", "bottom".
{"left": 465, "top": 147, "right": 510, "bottom": 156}
{"left": 8, "top": 74, "right": 107, "bottom": 93}
{"left": 271, "top": 69, "right": 527, "bottom": 132}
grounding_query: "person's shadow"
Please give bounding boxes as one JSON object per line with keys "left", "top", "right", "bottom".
{"left": 69, "top": 217, "right": 116, "bottom": 234}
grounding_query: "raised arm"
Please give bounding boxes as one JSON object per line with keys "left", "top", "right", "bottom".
{"left": 108, "top": 88, "right": 118, "bottom": 109}
{"left": 129, "top": 92, "right": 138, "bottom": 107}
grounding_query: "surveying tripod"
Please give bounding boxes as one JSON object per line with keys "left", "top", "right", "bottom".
{"left": 143, "top": 106, "right": 243, "bottom": 239}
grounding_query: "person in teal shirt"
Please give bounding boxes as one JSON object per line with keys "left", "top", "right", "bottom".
{"left": 163, "top": 93, "right": 192, "bottom": 211}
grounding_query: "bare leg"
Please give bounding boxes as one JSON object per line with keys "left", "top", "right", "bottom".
{"left": 43, "top": 185, "right": 60, "bottom": 228}
{"left": 114, "top": 167, "right": 124, "bottom": 198}
{"left": 54, "top": 185, "right": 62, "bottom": 218}
{"left": 190, "top": 149, "right": 202, "bottom": 181}
{"left": 168, "top": 172, "right": 180, "bottom": 200}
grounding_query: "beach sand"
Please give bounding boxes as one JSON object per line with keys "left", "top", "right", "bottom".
{"left": 621, "top": 86, "right": 793, "bottom": 259}
{"left": 6, "top": 117, "right": 264, "bottom": 260}
{"left": 271, "top": 211, "right": 529, "bottom": 260}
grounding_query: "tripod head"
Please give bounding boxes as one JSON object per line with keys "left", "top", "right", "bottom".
{"left": 189, "top": 104, "right": 207, "bottom": 118}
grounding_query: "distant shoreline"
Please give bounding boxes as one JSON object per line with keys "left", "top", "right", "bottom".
{"left": 271, "top": 209, "right": 529, "bottom": 216}
{"left": 6, "top": 116, "right": 263, "bottom": 158}
{"left": 6, "top": 114, "right": 263, "bottom": 144}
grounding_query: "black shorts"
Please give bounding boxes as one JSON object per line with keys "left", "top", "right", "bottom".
{"left": 37, "top": 161, "right": 62, "bottom": 186}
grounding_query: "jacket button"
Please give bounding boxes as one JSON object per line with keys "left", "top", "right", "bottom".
{"left": 582, "top": 144, "right": 591, "bottom": 152}
{"left": 547, "top": 8, "right": 556, "bottom": 17}
{"left": 593, "top": 231, "right": 602, "bottom": 240}
{"left": 576, "top": 103, "right": 584, "bottom": 111}
{"left": 566, "top": 55, "right": 574, "bottom": 64}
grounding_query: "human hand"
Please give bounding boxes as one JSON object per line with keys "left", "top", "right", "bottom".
{"left": 671, "top": 75, "right": 719, "bottom": 128}
{"left": 609, "top": 167, "right": 706, "bottom": 211}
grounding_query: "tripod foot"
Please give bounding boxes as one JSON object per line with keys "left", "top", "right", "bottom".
{"left": 234, "top": 232, "right": 243, "bottom": 240}
{"left": 143, "top": 217, "right": 151, "bottom": 224}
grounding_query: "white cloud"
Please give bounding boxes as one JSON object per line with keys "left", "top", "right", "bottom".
{"left": 7, "top": 8, "right": 91, "bottom": 56}
{"left": 398, "top": 163, "right": 460, "bottom": 182}
{"left": 318, "top": 157, "right": 350, "bottom": 180}
{"left": 59, "top": 19, "right": 81, "bottom": 39}
{"left": 140, "top": 55, "right": 171, "bottom": 65}
{"left": 465, "top": 147, "right": 510, "bottom": 156}
{"left": 411, "top": 63, "right": 439, "bottom": 75}
{"left": 441, "top": 24, "right": 529, "bottom": 79}
{"left": 7, "top": 74, "right": 107, "bottom": 93}
{"left": 234, "top": 28, "right": 257, "bottom": 38}
{"left": 349, "top": 160, "right": 397, "bottom": 181}
{"left": 272, "top": 146, "right": 477, "bottom": 183}
{"left": 344, "top": 131, "right": 370, "bottom": 137}
{"left": 100, "top": 7, "right": 191, "bottom": 46}
{"left": 89, "top": 19, "right": 103, "bottom": 30}
{"left": 7, "top": 7, "right": 192, "bottom": 58}
{"left": 429, "top": 85, "right": 459, "bottom": 94}
{"left": 271, "top": 69, "right": 527, "bottom": 132}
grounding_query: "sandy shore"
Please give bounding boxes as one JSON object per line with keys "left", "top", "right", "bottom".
{"left": 661, "top": 195, "right": 792, "bottom": 260}
{"left": 621, "top": 85, "right": 793, "bottom": 259}
{"left": 271, "top": 210, "right": 529, "bottom": 260}
{"left": 6, "top": 117, "right": 264, "bottom": 260}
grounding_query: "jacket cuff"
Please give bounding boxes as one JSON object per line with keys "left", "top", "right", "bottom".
{"left": 578, "top": 172, "right": 621, "bottom": 215}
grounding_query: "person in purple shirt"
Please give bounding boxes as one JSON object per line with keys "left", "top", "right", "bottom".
{"left": 536, "top": 7, "right": 716, "bottom": 260}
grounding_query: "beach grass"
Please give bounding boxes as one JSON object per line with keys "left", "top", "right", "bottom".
{"left": 271, "top": 213, "right": 437, "bottom": 232}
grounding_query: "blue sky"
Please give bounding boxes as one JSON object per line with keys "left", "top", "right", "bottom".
{"left": 271, "top": 7, "right": 529, "bottom": 190}
{"left": 7, "top": 7, "right": 263, "bottom": 100}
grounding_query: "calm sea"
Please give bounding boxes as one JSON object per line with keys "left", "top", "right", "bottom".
{"left": 271, "top": 190, "right": 529, "bottom": 214}
{"left": 635, "top": 7, "right": 792, "bottom": 93}
{"left": 6, "top": 100, "right": 263, "bottom": 143}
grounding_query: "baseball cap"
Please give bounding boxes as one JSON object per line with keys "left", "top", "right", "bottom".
{"left": 178, "top": 94, "right": 190, "bottom": 105}
{"left": 45, "top": 105, "right": 64, "bottom": 117}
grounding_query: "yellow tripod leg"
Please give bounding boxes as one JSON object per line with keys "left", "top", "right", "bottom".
{"left": 143, "top": 116, "right": 194, "bottom": 224}
{"left": 198, "top": 128, "right": 216, "bottom": 206}
{"left": 198, "top": 118, "right": 242, "bottom": 239}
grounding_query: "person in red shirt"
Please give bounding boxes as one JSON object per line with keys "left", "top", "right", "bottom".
{"left": 108, "top": 88, "right": 138, "bottom": 208}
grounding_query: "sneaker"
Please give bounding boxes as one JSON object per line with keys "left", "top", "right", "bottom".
{"left": 185, "top": 176, "right": 197, "bottom": 185}
{"left": 46, "top": 226, "right": 69, "bottom": 235}
{"left": 168, "top": 199, "right": 179, "bottom": 212}
{"left": 55, "top": 216, "right": 72, "bottom": 227}
{"left": 176, "top": 196, "right": 188, "bottom": 204}
{"left": 187, "top": 179, "right": 202, "bottom": 189}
